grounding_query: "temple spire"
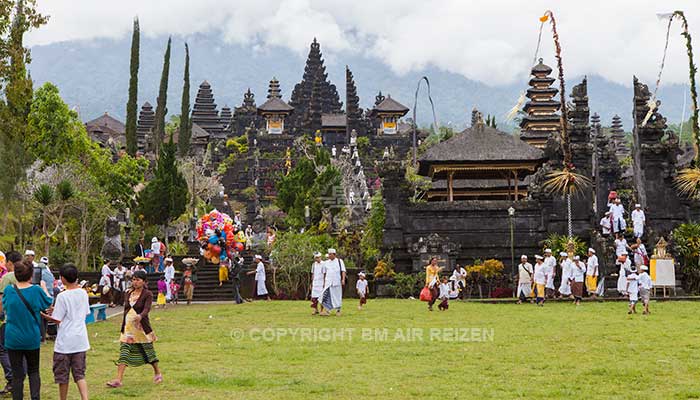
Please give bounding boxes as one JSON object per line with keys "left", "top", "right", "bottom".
{"left": 267, "top": 78, "right": 281, "bottom": 99}
{"left": 519, "top": 58, "right": 561, "bottom": 148}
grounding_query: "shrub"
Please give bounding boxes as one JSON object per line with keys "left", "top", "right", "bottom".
{"left": 392, "top": 272, "right": 423, "bottom": 298}
{"left": 541, "top": 234, "right": 587, "bottom": 256}
{"left": 168, "top": 241, "right": 188, "bottom": 256}
{"left": 671, "top": 223, "right": 700, "bottom": 293}
{"left": 373, "top": 254, "right": 395, "bottom": 279}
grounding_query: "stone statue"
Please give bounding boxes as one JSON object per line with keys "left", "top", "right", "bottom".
{"left": 101, "top": 216, "right": 123, "bottom": 263}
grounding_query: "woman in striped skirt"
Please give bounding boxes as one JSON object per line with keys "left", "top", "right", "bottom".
{"left": 106, "top": 270, "right": 162, "bottom": 388}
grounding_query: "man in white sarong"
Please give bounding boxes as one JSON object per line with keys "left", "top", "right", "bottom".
{"left": 163, "top": 257, "right": 176, "bottom": 301}
{"left": 320, "top": 248, "right": 346, "bottom": 316}
{"left": 558, "top": 252, "right": 572, "bottom": 298}
{"left": 310, "top": 252, "right": 325, "bottom": 315}
{"left": 600, "top": 211, "right": 612, "bottom": 236}
{"left": 516, "top": 255, "right": 533, "bottom": 304}
{"left": 631, "top": 204, "right": 646, "bottom": 238}
{"left": 543, "top": 249, "right": 557, "bottom": 298}
{"left": 247, "top": 255, "right": 270, "bottom": 300}
{"left": 608, "top": 198, "right": 626, "bottom": 233}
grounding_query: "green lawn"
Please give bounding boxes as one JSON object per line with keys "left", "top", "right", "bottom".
{"left": 31, "top": 299, "right": 700, "bottom": 399}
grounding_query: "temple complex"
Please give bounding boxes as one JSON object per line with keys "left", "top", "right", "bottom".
{"left": 191, "top": 81, "right": 225, "bottom": 139}
{"left": 85, "top": 112, "right": 126, "bottom": 150}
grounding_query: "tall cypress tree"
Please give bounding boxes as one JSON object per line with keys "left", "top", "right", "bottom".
{"left": 178, "top": 42, "right": 191, "bottom": 157}
{"left": 125, "top": 17, "right": 139, "bottom": 156}
{"left": 152, "top": 36, "right": 171, "bottom": 155}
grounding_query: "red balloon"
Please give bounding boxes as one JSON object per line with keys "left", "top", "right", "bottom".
{"left": 234, "top": 242, "right": 244, "bottom": 252}
{"left": 212, "top": 245, "right": 221, "bottom": 256}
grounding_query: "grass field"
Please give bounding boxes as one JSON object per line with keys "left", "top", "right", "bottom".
{"left": 30, "top": 299, "right": 700, "bottom": 399}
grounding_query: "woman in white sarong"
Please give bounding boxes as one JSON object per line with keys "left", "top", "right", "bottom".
{"left": 558, "top": 252, "right": 572, "bottom": 297}
{"left": 617, "top": 252, "right": 632, "bottom": 295}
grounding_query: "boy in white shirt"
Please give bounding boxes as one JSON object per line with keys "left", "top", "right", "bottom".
{"left": 46, "top": 263, "right": 90, "bottom": 400}
{"left": 626, "top": 267, "right": 640, "bottom": 314}
{"left": 638, "top": 265, "right": 653, "bottom": 315}
{"left": 356, "top": 272, "right": 368, "bottom": 310}
{"left": 437, "top": 276, "right": 450, "bottom": 311}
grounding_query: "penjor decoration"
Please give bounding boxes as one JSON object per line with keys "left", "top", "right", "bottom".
{"left": 536, "top": 10, "right": 591, "bottom": 238}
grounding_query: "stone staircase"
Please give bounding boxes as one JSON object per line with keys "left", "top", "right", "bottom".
{"left": 191, "top": 250, "right": 257, "bottom": 302}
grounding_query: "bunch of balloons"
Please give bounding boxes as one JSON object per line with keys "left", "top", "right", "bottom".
{"left": 197, "top": 209, "right": 244, "bottom": 264}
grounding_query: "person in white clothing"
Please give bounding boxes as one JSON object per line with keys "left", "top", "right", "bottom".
{"left": 246, "top": 255, "right": 269, "bottom": 300}
{"left": 437, "top": 276, "right": 450, "bottom": 311}
{"left": 630, "top": 237, "right": 648, "bottom": 268}
{"left": 450, "top": 264, "right": 467, "bottom": 299}
{"left": 631, "top": 204, "right": 646, "bottom": 238}
{"left": 163, "top": 258, "right": 175, "bottom": 302}
{"left": 570, "top": 256, "right": 586, "bottom": 305}
{"left": 614, "top": 233, "right": 628, "bottom": 257}
{"left": 516, "top": 255, "right": 533, "bottom": 304}
{"left": 310, "top": 252, "right": 325, "bottom": 315}
{"left": 608, "top": 198, "right": 626, "bottom": 233}
{"left": 356, "top": 272, "right": 368, "bottom": 310}
{"left": 600, "top": 211, "right": 613, "bottom": 236}
{"left": 320, "top": 249, "right": 346, "bottom": 316}
{"left": 585, "top": 248, "right": 599, "bottom": 297}
{"left": 543, "top": 249, "right": 557, "bottom": 298}
{"left": 558, "top": 252, "right": 572, "bottom": 298}
{"left": 616, "top": 252, "right": 632, "bottom": 295}
{"left": 626, "top": 267, "right": 640, "bottom": 314}
{"left": 150, "top": 237, "right": 162, "bottom": 274}
{"left": 46, "top": 263, "right": 90, "bottom": 400}
{"left": 532, "top": 256, "right": 547, "bottom": 306}
{"left": 638, "top": 265, "right": 652, "bottom": 315}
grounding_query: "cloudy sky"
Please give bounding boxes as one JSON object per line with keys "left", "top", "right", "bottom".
{"left": 26, "top": 0, "right": 700, "bottom": 87}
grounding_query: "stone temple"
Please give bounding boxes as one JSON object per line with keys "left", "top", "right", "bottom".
{"left": 85, "top": 39, "right": 700, "bottom": 282}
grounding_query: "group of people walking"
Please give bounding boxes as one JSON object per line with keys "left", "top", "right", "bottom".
{"left": 517, "top": 248, "right": 601, "bottom": 306}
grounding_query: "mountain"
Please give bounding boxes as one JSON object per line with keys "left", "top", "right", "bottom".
{"left": 28, "top": 32, "right": 689, "bottom": 132}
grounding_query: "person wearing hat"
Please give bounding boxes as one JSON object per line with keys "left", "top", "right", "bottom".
{"left": 179, "top": 259, "right": 198, "bottom": 305}
{"left": 631, "top": 204, "right": 646, "bottom": 239}
{"left": 585, "top": 248, "right": 599, "bottom": 297}
{"left": 516, "top": 255, "right": 533, "bottom": 304}
{"left": 558, "top": 252, "right": 573, "bottom": 299}
{"left": 247, "top": 255, "right": 269, "bottom": 301}
{"left": 356, "top": 272, "right": 368, "bottom": 310}
{"left": 33, "top": 256, "right": 55, "bottom": 301}
{"left": 310, "top": 252, "right": 325, "bottom": 315}
{"left": 543, "top": 249, "right": 557, "bottom": 298}
{"left": 163, "top": 258, "right": 175, "bottom": 301}
{"left": 450, "top": 264, "right": 467, "bottom": 300}
{"left": 319, "top": 249, "right": 346, "bottom": 315}
{"left": 532, "top": 256, "right": 547, "bottom": 306}
{"left": 599, "top": 211, "right": 613, "bottom": 237}
{"left": 23, "top": 250, "right": 36, "bottom": 268}
{"left": 630, "top": 237, "right": 648, "bottom": 268}
{"left": 570, "top": 256, "right": 586, "bottom": 305}
{"left": 638, "top": 265, "right": 652, "bottom": 314}
{"left": 107, "top": 270, "right": 162, "bottom": 388}
{"left": 625, "top": 267, "right": 640, "bottom": 314}
{"left": 616, "top": 252, "right": 632, "bottom": 295}
{"left": 150, "top": 237, "right": 166, "bottom": 274}
{"left": 607, "top": 197, "right": 626, "bottom": 234}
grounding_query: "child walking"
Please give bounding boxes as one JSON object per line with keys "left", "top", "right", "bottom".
{"left": 437, "top": 276, "right": 450, "bottom": 311}
{"left": 156, "top": 276, "right": 167, "bottom": 309}
{"left": 638, "top": 265, "right": 652, "bottom": 315}
{"left": 626, "top": 267, "right": 640, "bottom": 314}
{"left": 356, "top": 272, "right": 368, "bottom": 310}
{"left": 169, "top": 280, "right": 180, "bottom": 305}
{"left": 48, "top": 263, "right": 90, "bottom": 400}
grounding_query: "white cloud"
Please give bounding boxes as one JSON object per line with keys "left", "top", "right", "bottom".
{"left": 26, "top": 0, "right": 700, "bottom": 86}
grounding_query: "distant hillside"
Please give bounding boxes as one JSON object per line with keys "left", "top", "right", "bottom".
{"left": 28, "top": 33, "right": 689, "bottom": 132}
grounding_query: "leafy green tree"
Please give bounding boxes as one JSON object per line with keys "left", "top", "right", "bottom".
{"left": 125, "top": 17, "right": 139, "bottom": 156}
{"left": 360, "top": 190, "right": 386, "bottom": 264}
{"left": 270, "top": 231, "right": 337, "bottom": 298}
{"left": 136, "top": 134, "right": 189, "bottom": 228}
{"left": 178, "top": 43, "right": 191, "bottom": 157}
{"left": 276, "top": 146, "right": 340, "bottom": 229}
{"left": 27, "top": 82, "right": 89, "bottom": 164}
{"left": 152, "top": 37, "right": 171, "bottom": 155}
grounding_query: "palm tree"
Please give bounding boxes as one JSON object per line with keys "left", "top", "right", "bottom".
{"left": 33, "top": 184, "right": 54, "bottom": 256}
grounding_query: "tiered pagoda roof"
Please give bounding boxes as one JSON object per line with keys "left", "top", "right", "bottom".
{"left": 135, "top": 102, "right": 155, "bottom": 151}
{"left": 519, "top": 58, "right": 561, "bottom": 148}
{"left": 85, "top": 112, "right": 126, "bottom": 148}
{"left": 191, "top": 80, "right": 225, "bottom": 139}
{"left": 371, "top": 95, "right": 409, "bottom": 117}
{"left": 610, "top": 114, "right": 630, "bottom": 159}
{"left": 288, "top": 39, "right": 342, "bottom": 133}
{"left": 220, "top": 105, "right": 232, "bottom": 134}
{"left": 258, "top": 78, "right": 293, "bottom": 114}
